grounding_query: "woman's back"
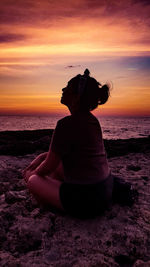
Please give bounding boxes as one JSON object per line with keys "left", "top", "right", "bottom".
{"left": 51, "top": 111, "right": 110, "bottom": 184}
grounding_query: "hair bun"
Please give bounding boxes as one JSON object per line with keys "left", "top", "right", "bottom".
{"left": 98, "top": 84, "right": 110, "bottom": 105}
{"left": 84, "top": 69, "right": 90, "bottom": 77}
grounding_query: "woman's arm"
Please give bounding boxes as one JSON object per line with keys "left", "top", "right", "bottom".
{"left": 24, "top": 149, "right": 61, "bottom": 182}
{"left": 25, "top": 152, "right": 48, "bottom": 171}
{"left": 22, "top": 152, "right": 47, "bottom": 179}
{"left": 34, "top": 148, "right": 61, "bottom": 177}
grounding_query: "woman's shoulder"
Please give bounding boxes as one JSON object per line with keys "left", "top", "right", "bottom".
{"left": 89, "top": 112, "right": 100, "bottom": 125}
{"left": 57, "top": 115, "right": 72, "bottom": 126}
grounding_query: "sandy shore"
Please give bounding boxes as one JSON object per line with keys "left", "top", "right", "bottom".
{"left": 0, "top": 130, "right": 150, "bottom": 266}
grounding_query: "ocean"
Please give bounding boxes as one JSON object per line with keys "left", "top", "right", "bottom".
{"left": 0, "top": 115, "right": 150, "bottom": 140}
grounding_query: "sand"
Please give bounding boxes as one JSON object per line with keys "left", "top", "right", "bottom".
{"left": 0, "top": 130, "right": 150, "bottom": 267}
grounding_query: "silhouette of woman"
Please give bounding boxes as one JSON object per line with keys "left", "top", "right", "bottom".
{"left": 23, "top": 69, "right": 113, "bottom": 217}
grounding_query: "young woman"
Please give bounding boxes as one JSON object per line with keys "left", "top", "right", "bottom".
{"left": 23, "top": 69, "right": 113, "bottom": 218}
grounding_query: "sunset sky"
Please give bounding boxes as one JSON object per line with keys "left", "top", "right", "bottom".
{"left": 0, "top": 0, "right": 150, "bottom": 116}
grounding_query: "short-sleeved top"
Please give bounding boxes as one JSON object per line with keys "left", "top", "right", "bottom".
{"left": 51, "top": 111, "right": 110, "bottom": 184}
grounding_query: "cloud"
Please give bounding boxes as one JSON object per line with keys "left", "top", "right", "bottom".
{"left": 0, "top": 0, "right": 150, "bottom": 56}
{"left": 0, "top": 0, "right": 36, "bottom": 25}
{"left": 132, "top": 0, "right": 150, "bottom": 6}
{"left": 0, "top": 0, "right": 81, "bottom": 26}
{"left": 119, "top": 56, "right": 150, "bottom": 71}
{"left": 0, "top": 33, "right": 25, "bottom": 43}
{"left": 0, "top": 0, "right": 150, "bottom": 27}
{"left": 65, "top": 65, "right": 81, "bottom": 68}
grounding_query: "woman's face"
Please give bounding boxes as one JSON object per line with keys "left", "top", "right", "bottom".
{"left": 61, "top": 81, "right": 75, "bottom": 106}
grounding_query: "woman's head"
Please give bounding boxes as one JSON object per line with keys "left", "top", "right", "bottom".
{"left": 61, "top": 69, "right": 110, "bottom": 112}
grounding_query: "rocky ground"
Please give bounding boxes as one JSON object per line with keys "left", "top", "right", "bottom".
{"left": 0, "top": 131, "right": 150, "bottom": 266}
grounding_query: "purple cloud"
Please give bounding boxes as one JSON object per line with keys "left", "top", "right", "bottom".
{"left": 0, "top": 33, "right": 25, "bottom": 43}
{"left": 0, "top": 0, "right": 149, "bottom": 26}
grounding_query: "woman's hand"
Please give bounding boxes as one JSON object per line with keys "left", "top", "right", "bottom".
{"left": 22, "top": 152, "right": 48, "bottom": 182}
{"left": 35, "top": 150, "right": 61, "bottom": 177}
{"left": 23, "top": 162, "right": 37, "bottom": 173}
{"left": 22, "top": 163, "right": 37, "bottom": 183}
{"left": 23, "top": 169, "right": 36, "bottom": 183}
{"left": 22, "top": 165, "right": 34, "bottom": 181}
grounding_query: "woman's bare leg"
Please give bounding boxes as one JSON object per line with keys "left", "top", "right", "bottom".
{"left": 27, "top": 174, "right": 64, "bottom": 211}
{"left": 24, "top": 151, "right": 65, "bottom": 210}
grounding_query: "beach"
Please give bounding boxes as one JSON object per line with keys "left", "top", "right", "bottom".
{"left": 0, "top": 130, "right": 150, "bottom": 266}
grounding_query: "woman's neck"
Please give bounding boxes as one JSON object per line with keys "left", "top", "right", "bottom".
{"left": 68, "top": 105, "right": 79, "bottom": 115}
{"left": 69, "top": 107, "right": 90, "bottom": 115}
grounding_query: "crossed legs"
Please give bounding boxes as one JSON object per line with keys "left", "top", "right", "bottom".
{"left": 23, "top": 153, "right": 65, "bottom": 211}
{"left": 27, "top": 174, "right": 64, "bottom": 211}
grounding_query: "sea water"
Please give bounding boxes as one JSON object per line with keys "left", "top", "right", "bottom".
{"left": 0, "top": 115, "right": 150, "bottom": 140}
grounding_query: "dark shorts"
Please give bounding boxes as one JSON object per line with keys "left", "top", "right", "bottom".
{"left": 59, "top": 174, "right": 114, "bottom": 218}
